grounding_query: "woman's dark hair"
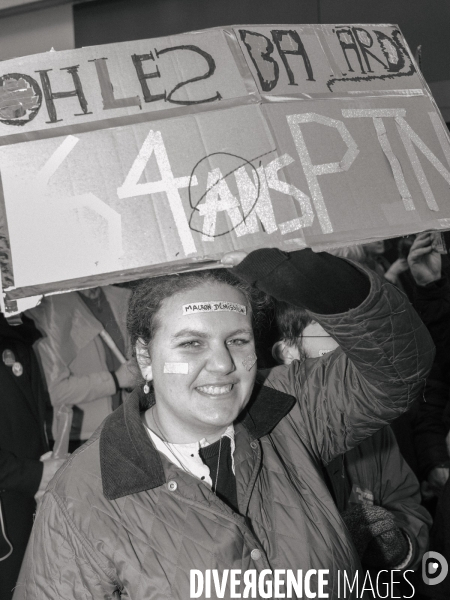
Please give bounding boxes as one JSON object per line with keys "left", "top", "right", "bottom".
{"left": 127, "top": 268, "right": 271, "bottom": 351}
{"left": 274, "top": 301, "right": 312, "bottom": 347}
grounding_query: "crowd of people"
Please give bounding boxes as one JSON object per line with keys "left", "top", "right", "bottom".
{"left": 0, "top": 232, "right": 449, "bottom": 599}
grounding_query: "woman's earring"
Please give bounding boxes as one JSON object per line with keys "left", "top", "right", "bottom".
{"left": 143, "top": 380, "right": 150, "bottom": 394}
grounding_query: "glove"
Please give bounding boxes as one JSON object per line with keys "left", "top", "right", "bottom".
{"left": 341, "top": 504, "right": 409, "bottom": 568}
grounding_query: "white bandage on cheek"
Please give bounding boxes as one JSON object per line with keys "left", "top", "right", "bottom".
{"left": 163, "top": 363, "right": 189, "bottom": 374}
{"left": 242, "top": 352, "right": 257, "bottom": 371}
{"left": 182, "top": 301, "right": 247, "bottom": 315}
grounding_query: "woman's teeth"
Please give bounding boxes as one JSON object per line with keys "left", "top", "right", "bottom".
{"left": 196, "top": 384, "right": 233, "bottom": 395}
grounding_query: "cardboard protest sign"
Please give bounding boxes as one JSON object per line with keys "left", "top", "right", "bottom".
{"left": 0, "top": 24, "right": 449, "bottom": 311}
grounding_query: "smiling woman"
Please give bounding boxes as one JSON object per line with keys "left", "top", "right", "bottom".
{"left": 14, "top": 248, "right": 434, "bottom": 600}
{"left": 128, "top": 270, "right": 268, "bottom": 445}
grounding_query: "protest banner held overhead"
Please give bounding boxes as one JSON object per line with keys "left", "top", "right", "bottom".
{"left": 0, "top": 23, "right": 449, "bottom": 312}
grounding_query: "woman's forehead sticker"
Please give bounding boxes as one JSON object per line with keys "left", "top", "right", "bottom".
{"left": 164, "top": 362, "right": 189, "bottom": 374}
{"left": 182, "top": 301, "right": 247, "bottom": 316}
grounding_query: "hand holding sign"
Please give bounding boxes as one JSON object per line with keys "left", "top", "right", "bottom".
{"left": 220, "top": 251, "right": 248, "bottom": 268}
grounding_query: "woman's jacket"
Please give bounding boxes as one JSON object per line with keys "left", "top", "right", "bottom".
{"left": 14, "top": 253, "right": 434, "bottom": 600}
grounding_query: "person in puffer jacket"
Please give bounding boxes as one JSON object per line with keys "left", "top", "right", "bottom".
{"left": 13, "top": 248, "right": 434, "bottom": 600}
{"left": 272, "top": 302, "right": 432, "bottom": 595}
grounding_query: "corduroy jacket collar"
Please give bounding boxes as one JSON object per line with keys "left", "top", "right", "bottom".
{"left": 100, "top": 382, "right": 296, "bottom": 500}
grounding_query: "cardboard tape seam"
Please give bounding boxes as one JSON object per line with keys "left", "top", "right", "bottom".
{"left": 347, "top": 89, "right": 424, "bottom": 97}
{"left": 315, "top": 27, "right": 343, "bottom": 78}
{"left": 225, "top": 28, "right": 261, "bottom": 98}
{"left": 260, "top": 90, "right": 424, "bottom": 103}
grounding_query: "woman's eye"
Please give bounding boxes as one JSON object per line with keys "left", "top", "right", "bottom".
{"left": 227, "top": 338, "right": 250, "bottom": 347}
{"left": 180, "top": 341, "right": 201, "bottom": 348}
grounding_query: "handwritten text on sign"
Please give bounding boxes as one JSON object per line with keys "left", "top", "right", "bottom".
{"left": 1, "top": 97, "right": 450, "bottom": 292}
{"left": 0, "top": 23, "right": 449, "bottom": 305}
{"left": 0, "top": 25, "right": 420, "bottom": 133}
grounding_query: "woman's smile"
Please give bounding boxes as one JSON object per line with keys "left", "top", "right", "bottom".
{"left": 195, "top": 383, "right": 235, "bottom": 397}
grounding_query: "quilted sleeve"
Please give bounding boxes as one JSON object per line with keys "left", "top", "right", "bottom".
{"left": 262, "top": 265, "right": 434, "bottom": 463}
{"left": 13, "top": 490, "right": 120, "bottom": 600}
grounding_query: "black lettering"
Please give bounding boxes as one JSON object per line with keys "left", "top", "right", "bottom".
{"left": 335, "top": 27, "right": 366, "bottom": 73}
{"left": 271, "top": 29, "right": 314, "bottom": 83}
{"left": 156, "top": 45, "right": 221, "bottom": 105}
{"left": 353, "top": 27, "right": 387, "bottom": 72}
{"left": 131, "top": 53, "right": 166, "bottom": 103}
{"left": 374, "top": 30, "right": 407, "bottom": 72}
{"left": 90, "top": 58, "right": 141, "bottom": 110}
{"left": 239, "top": 30, "right": 279, "bottom": 92}
{"left": 36, "top": 65, "right": 91, "bottom": 124}
{"left": 327, "top": 27, "right": 415, "bottom": 90}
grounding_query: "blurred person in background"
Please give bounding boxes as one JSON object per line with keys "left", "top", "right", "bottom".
{"left": 0, "top": 313, "right": 65, "bottom": 600}
{"left": 330, "top": 240, "right": 409, "bottom": 287}
{"left": 409, "top": 232, "right": 450, "bottom": 496}
{"left": 27, "top": 285, "right": 136, "bottom": 453}
{"left": 272, "top": 301, "right": 432, "bottom": 597}
{"left": 408, "top": 231, "right": 450, "bottom": 600}
{"left": 363, "top": 240, "right": 409, "bottom": 288}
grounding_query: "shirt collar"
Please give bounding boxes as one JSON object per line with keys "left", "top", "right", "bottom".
{"left": 100, "top": 383, "right": 295, "bottom": 500}
{"left": 144, "top": 423, "right": 236, "bottom": 485}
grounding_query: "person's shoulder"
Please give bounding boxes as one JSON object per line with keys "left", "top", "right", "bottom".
{"left": 257, "top": 361, "right": 303, "bottom": 395}
{"left": 27, "top": 291, "right": 82, "bottom": 323}
{"left": 257, "top": 363, "right": 292, "bottom": 383}
{"left": 257, "top": 354, "right": 340, "bottom": 390}
{"left": 50, "top": 432, "right": 103, "bottom": 505}
{"left": 40, "top": 431, "right": 128, "bottom": 548}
